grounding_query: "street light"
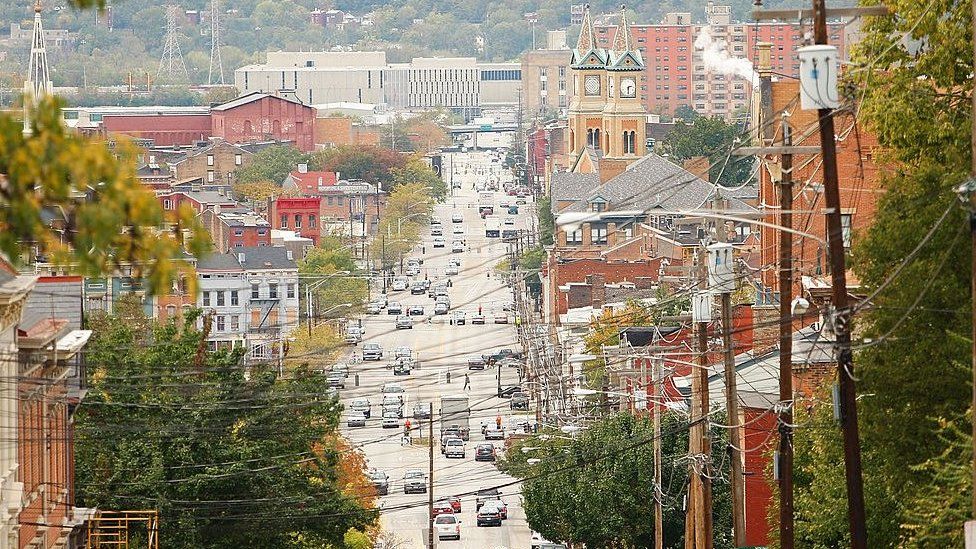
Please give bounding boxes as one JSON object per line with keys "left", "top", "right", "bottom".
{"left": 305, "top": 271, "right": 350, "bottom": 336}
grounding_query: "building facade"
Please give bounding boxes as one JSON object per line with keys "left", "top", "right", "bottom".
{"left": 211, "top": 93, "right": 316, "bottom": 153}
{"left": 237, "top": 247, "right": 300, "bottom": 361}
{"left": 201, "top": 206, "right": 273, "bottom": 252}
{"left": 521, "top": 47, "right": 573, "bottom": 116}
{"left": 197, "top": 254, "right": 250, "bottom": 351}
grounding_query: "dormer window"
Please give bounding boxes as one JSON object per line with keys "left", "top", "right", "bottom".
{"left": 589, "top": 197, "right": 607, "bottom": 213}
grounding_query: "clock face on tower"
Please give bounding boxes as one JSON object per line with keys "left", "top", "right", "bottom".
{"left": 621, "top": 78, "right": 637, "bottom": 98}
{"left": 584, "top": 75, "right": 601, "bottom": 96}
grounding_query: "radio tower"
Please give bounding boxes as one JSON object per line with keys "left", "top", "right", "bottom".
{"left": 208, "top": 0, "right": 224, "bottom": 85}
{"left": 23, "top": 0, "right": 53, "bottom": 135}
{"left": 157, "top": 5, "right": 188, "bottom": 80}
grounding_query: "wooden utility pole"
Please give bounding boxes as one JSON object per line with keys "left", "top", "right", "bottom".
{"left": 697, "top": 316, "right": 713, "bottom": 549}
{"left": 970, "top": 0, "right": 976, "bottom": 524}
{"left": 720, "top": 290, "right": 745, "bottom": 546}
{"left": 811, "top": 0, "right": 868, "bottom": 546}
{"left": 777, "top": 115, "right": 797, "bottom": 549}
{"left": 653, "top": 355, "right": 664, "bottom": 549}
{"left": 428, "top": 409, "right": 435, "bottom": 548}
{"left": 686, "top": 243, "right": 713, "bottom": 549}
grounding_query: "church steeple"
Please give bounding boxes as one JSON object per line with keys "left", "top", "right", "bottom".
{"left": 23, "top": 0, "right": 52, "bottom": 135}
{"left": 575, "top": 4, "right": 595, "bottom": 53}
{"left": 611, "top": 5, "right": 633, "bottom": 54}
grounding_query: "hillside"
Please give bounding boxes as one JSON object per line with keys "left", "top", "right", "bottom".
{"left": 0, "top": 0, "right": 818, "bottom": 91}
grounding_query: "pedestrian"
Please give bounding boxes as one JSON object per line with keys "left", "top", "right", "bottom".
{"left": 495, "top": 415, "right": 502, "bottom": 429}
{"left": 463, "top": 374, "right": 471, "bottom": 391}
{"left": 447, "top": 279, "right": 453, "bottom": 288}
{"left": 478, "top": 305, "right": 482, "bottom": 315}
{"left": 422, "top": 245, "right": 426, "bottom": 254}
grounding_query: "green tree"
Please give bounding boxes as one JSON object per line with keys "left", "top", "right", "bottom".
{"left": 75, "top": 310, "right": 377, "bottom": 549}
{"left": 536, "top": 195, "right": 555, "bottom": 246}
{"left": 300, "top": 236, "right": 368, "bottom": 316}
{"left": 312, "top": 145, "right": 408, "bottom": 189}
{"left": 1, "top": 97, "right": 207, "bottom": 293}
{"left": 391, "top": 157, "right": 448, "bottom": 201}
{"left": 511, "top": 413, "right": 734, "bottom": 548}
{"left": 661, "top": 115, "right": 753, "bottom": 187}
{"left": 371, "top": 182, "right": 434, "bottom": 268}
{"left": 237, "top": 145, "right": 310, "bottom": 185}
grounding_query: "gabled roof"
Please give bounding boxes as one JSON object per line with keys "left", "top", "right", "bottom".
{"left": 233, "top": 246, "right": 297, "bottom": 271}
{"left": 284, "top": 170, "right": 338, "bottom": 193}
{"left": 550, "top": 172, "right": 601, "bottom": 206}
{"left": 212, "top": 92, "right": 307, "bottom": 112}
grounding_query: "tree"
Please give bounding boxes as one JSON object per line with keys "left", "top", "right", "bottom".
{"left": 536, "top": 195, "right": 555, "bottom": 246}
{"left": 285, "top": 321, "right": 343, "bottom": 372}
{"left": 403, "top": 119, "right": 450, "bottom": 154}
{"left": 788, "top": 0, "right": 974, "bottom": 545}
{"left": 299, "top": 237, "right": 368, "bottom": 317}
{"left": 236, "top": 145, "right": 310, "bottom": 185}
{"left": 511, "top": 413, "right": 734, "bottom": 548}
{"left": 661, "top": 115, "right": 753, "bottom": 187}
{"left": 1, "top": 97, "right": 207, "bottom": 294}
{"left": 75, "top": 310, "right": 377, "bottom": 549}
{"left": 583, "top": 302, "right": 653, "bottom": 387}
{"left": 312, "top": 145, "right": 408, "bottom": 189}
{"left": 232, "top": 180, "right": 287, "bottom": 203}
{"left": 391, "top": 157, "right": 448, "bottom": 201}
{"left": 371, "top": 182, "right": 435, "bottom": 268}
{"left": 673, "top": 104, "right": 698, "bottom": 123}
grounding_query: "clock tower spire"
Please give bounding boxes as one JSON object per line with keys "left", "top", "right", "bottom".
{"left": 568, "top": 5, "right": 608, "bottom": 157}
{"left": 601, "top": 5, "right": 647, "bottom": 163}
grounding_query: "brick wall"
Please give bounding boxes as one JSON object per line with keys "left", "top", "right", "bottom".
{"left": 742, "top": 407, "right": 777, "bottom": 547}
{"left": 212, "top": 96, "right": 316, "bottom": 152}
{"left": 103, "top": 114, "right": 212, "bottom": 147}
{"left": 173, "top": 141, "right": 253, "bottom": 185}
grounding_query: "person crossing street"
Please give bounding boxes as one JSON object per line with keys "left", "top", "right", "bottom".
{"left": 464, "top": 373, "right": 471, "bottom": 391}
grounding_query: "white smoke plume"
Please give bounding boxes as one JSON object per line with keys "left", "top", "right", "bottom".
{"left": 694, "top": 27, "right": 759, "bottom": 87}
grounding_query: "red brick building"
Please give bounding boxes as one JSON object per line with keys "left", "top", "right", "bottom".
{"left": 102, "top": 111, "right": 212, "bottom": 147}
{"left": 201, "top": 206, "right": 273, "bottom": 252}
{"left": 282, "top": 169, "right": 338, "bottom": 194}
{"left": 211, "top": 93, "right": 316, "bottom": 152}
{"left": 270, "top": 197, "right": 325, "bottom": 245}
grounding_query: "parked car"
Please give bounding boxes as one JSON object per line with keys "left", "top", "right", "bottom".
{"left": 466, "top": 355, "right": 487, "bottom": 370}
{"left": 510, "top": 391, "right": 530, "bottom": 410}
{"left": 403, "top": 470, "right": 427, "bottom": 494}
{"left": 433, "top": 513, "right": 461, "bottom": 541}
{"left": 346, "top": 411, "right": 367, "bottom": 427}
{"left": 408, "top": 304, "right": 425, "bottom": 316}
{"left": 345, "top": 326, "right": 362, "bottom": 345}
{"left": 475, "top": 443, "right": 496, "bottom": 462}
{"left": 412, "top": 402, "right": 432, "bottom": 419}
{"left": 444, "top": 438, "right": 465, "bottom": 458}
{"left": 452, "top": 310, "right": 466, "bottom": 325}
{"left": 332, "top": 363, "right": 349, "bottom": 378}
{"left": 349, "top": 397, "right": 371, "bottom": 417}
{"left": 362, "top": 343, "right": 383, "bottom": 361}
{"left": 373, "top": 294, "right": 388, "bottom": 308}
{"left": 368, "top": 470, "right": 389, "bottom": 495}
{"left": 477, "top": 501, "right": 504, "bottom": 527}
{"left": 395, "top": 315, "right": 413, "bottom": 329}
{"left": 381, "top": 411, "right": 400, "bottom": 428}
{"left": 387, "top": 302, "right": 403, "bottom": 315}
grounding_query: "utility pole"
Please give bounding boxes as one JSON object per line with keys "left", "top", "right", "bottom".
{"left": 428, "top": 409, "right": 435, "bottom": 548}
{"left": 720, "top": 289, "right": 745, "bottom": 544}
{"left": 811, "top": 1, "right": 867, "bottom": 546}
{"left": 687, "top": 248, "right": 713, "bottom": 549}
{"left": 969, "top": 0, "right": 976, "bottom": 525}
{"left": 653, "top": 355, "right": 664, "bottom": 549}
{"left": 777, "top": 115, "right": 797, "bottom": 549}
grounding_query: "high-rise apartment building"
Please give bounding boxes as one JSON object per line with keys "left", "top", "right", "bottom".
{"left": 521, "top": 31, "right": 574, "bottom": 117}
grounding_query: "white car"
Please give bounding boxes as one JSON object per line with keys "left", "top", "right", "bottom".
{"left": 445, "top": 264, "right": 459, "bottom": 276}
{"left": 451, "top": 241, "right": 464, "bottom": 253}
{"left": 433, "top": 237, "right": 446, "bottom": 248}
{"left": 452, "top": 225, "right": 464, "bottom": 235}
{"left": 444, "top": 437, "right": 465, "bottom": 458}
{"left": 392, "top": 278, "right": 408, "bottom": 291}
{"left": 406, "top": 265, "right": 421, "bottom": 276}
{"left": 346, "top": 411, "right": 367, "bottom": 428}
{"left": 434, "top": 513, "right": 461, "bottom": 540}
{"left": 452, "top": 213, "right": 464, "bottom": 223}
{"left": 431, "top": 225, "right": 443, "bottom": 236}
{"left": 382, "top": 411, "right": 400, "bottom": 429}
{"left": 394, "top": 346, "right": 413, "bottom": 359}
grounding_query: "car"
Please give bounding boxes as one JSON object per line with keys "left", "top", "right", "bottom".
{"left": 449, "top": 257, "right": 461, "bottom": 267}
{"left": 381, "top": 411, "right": 400, "bottom": 428}
{"left": 431, "top": 225, "right": 443, "bottom": 236}
{"left": 362, "top": 343, "right": 383, "bottom": 361}
{"left": 326, "top": 372, "right": 345, "bottom": 389}
{"left": 431, "top": 217, "right": 442, "bottom": 226}
{"left": 392, "top": 278, "right": 408, "bottom": 291}
{"left": 373, "top": 294, "right": 388, "bottom": 308}
{"left": 346, "top": 411, "right": 367, "bottom": 427}
{"left": 393, "top": 359, "right": 412, "bottom": 376}
{"left": 486, "top": 498, "right": 508, "bottom": 520}
{"left": 332, "top": 363, "right": 349, "bottom": 378}
{"left": 451, "top": 241, "right": 464, "bottom": 253}
{"left": 452, "top": 212, "right": 464, "bottom": 223}
{"left": 467, "top": 355, "right": 486, "bottom": 370}
{"left": 432, "top": 236, "right": 446, "bottom": 248}
{"left": 476, "top": 488, "right": 501, "bottom": 510}
{"left": 435, "top": 294, "right": 450, "bottom": 305}
{"left": 445, "top": 264, "right": 459, "bottom": 276}
{"left": 485, "top": 426, "right": 505, "bottom": 440}
{"left": 433, "top": 285, "right": 449, "bottom": 298}
{"left": 452, "top": 310, "right": 466, "bottom": 325}
{"left": 407, "top": 257, "right": 422, "bottom": 267}
{"left": 502, "top": 301, "right": 516, "bottom": 312}
{"left": 406, "top": 265, "right": 421, "bottom": 276}
{"left": 408, "top": 304, "right": 425, "bottom": 316}
{"left": 494, "top": 312, "right": 509, "bottom": 324}
{"left": 431, "top": 500, "right": 455, "bottom": 518}
{"left": 498, "top": 357, "right": 523, "bottom": 369}
{"left": 412, "top": 402, "right": 431, "bottom": 419}
{"left": 452, "top": 225, "right": 464, "bottom": 235}
{"left": 403, "top": 470, "right": 427, "bottom": 494}
{"left": 434, "top": 302, "right": 449, "bottom": 315}
{"left": 447, "top": 496, "right": 462, "bottom": 513}
{"left": 368, "top": 470, "right": 389, "bottom": 495}
{"left": 381, "top": 383, "right": 405, "bottom": 395}
{"left": 428, "top": 284, "right": 446, "bottom": 298}
{"left": 382, "top": 395, "right": 404, "bottom": 417}
{"left": 531, "top": 532, "right": 566, "bottom": 549}
{"left": 475, "top": 443, "right": 496, "bottom": 462}
{"left": 394, "top": 346, "right": 412, "bottom": 359}
{"left": 444, "top": 438, "right": 465, "bottom": 458}
{"left": 510, "top": 391, "right": 530, "bottom": 410}
{"left": 503, "top": 217, "right": 515, "bottom": 226}
{"left": 471, "top": 313, "right": 486, "bottom": 325}
{"left": 410, "top": 282, "right": 426, "bottom": 294}
{"left": 366, "top": 302, "right": 382, "bottom": 315}
{"left": 440, "top": 434, "right": 462, "bottom": 454}
{"left": 507, "top": 205, "right": 519, "bottom": 215}
{"left": 387, "top": 302, "right": 403, "bottom": 315}
{"left": 349, "top": 397, "right": 371, "bottom": 417}
{"left": 433, "top": 513, "right": 461, "bottom": 540}
{"left": 395, "top": 315, "right": 413, "bottom": 329}
{"left": 516, "top": 197, "right": 527, "bottom": 205}
{"left": 345, "top": 326, "right": 362, "bottom": 345}
{"left": 477, "top": 501, "right": 504, "bottom": 527}
{"left": 484, "top": 348, "right": 523, "bottom": 364}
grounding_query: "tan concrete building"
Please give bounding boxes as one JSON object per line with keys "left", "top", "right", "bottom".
{"left": 521, "top": 30, "right": 574, "bottom": 116}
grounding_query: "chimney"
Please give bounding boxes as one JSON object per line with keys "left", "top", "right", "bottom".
{"left": 286, "top": 250, "right": 293, "bottom": 261}
{"left": 582, "top": 223, "right": 592, "bottom": 246}
{"left": 298, "top": 163, "right": 308, "bottom": 173}
{"left": 607, "top": 222, "right": 617, "bottom": 247}
{"left": 237, "top": 252, "right": 245, "bottom": 264}
{"left": 587, "top": 274, "right": 606, "bottom": 308}
{"left": 213, "top": 204, "right": 221, "bottom": 215}
{"left": 751, "top": 303, "right": 779, "bottom": 355}
{"left": 557, "top": 228, "right": 568, "bottom": 247}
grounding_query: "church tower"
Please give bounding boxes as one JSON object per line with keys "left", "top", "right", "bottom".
{"left": 23, "top": 0, "right": 52, "bottom": 135}
{"left": 601, "top": 7, "right": 647, "bottom": 163}
{"left": 568, "top": 5, "right": 608, "bottom": 157}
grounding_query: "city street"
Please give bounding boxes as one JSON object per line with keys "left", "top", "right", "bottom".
{"left": 340, "top": 150, "right": 535, "bottom": 548}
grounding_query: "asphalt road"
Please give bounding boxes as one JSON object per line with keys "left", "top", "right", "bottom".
{"left": 340, "top": 151, "right": 535, "bottom": 549}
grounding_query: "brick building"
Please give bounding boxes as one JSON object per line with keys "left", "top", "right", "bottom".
{"left": 168, "top": 139, "right": 255, "bottom": 186}
{"left": 157, "top": 189, "right": 238, "bottom": 215}
{"left": 282, "top": 168, "right": 338, "bottom": 194}
{"left": 314, "top": 115, "right": 383, "bottom": 148}
{"left": 211, "top": 92, "right": 316, "bottom": 152}
{"left": 520, "top": 31, "right": 574, "bottom": 116}
{"left": 269, "top": 197, "right": 326, "bottom": 246}
{"left": 98, "top": 108, "right": 212, "bottom": 147}
{"left": 201, "top": 206, "right": 273, "bottom": 252}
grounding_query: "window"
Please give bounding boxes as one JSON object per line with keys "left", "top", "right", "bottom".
{"left": 280, "top": 214, "right": 288, "bottom": 228}
{"left": 216, "top": 315, "right": 225, "bottom": 331}
{"left": 234, "top": 229, "right": 244, "bottom": 237}
{"left": 327, "top": 196, "right": 334, "bottom": 205}
{"left": 269, "top": 284, "right": 278, "bottom": 299}
{"left": 591, "top": 201, "right": 606, "bottom": 213}
{"left": 294, "top": 215, "right": 302, "bottom": 229}
{"left": 591, "top": 227, "right": 608, "bottom": 244}
{"left": 231, "top": 315, "right": 240, "bottom": 331}
{"left": 207, "top": 155, "right": 214, "bottom": 166}
{"left": 207, "top": 170, "right": 215, "bottom": 183}
{"left": 841, "top": 213, "right": 853, "bottom": 248}
{"left": 566, "top": 228, "right": 583, "bottom": 244}
{"left": 251, "top": 284, "right": 260, "bottom": 299}
{"left": 337, "top": 196, "right": 344, "bottom": 206}
{"left": 163, "top": 199, "right": 172, "bottom": 210}
{"left": 287, "top": 284, "right": 296, "bottom": 298}
{"left": 166, "top": 304, "right": 177, "bottom": 317}
{"left": 235, "top": 154, "right": 243, "bottom": 166}
{"left": 231, "top": 290, "right": 239, "bottom": 306}
{"left": 202, "top": 291, "right": 211, "bottom": 306}
{"left": 216, "top": 291, "right": 225, "bottom": 306}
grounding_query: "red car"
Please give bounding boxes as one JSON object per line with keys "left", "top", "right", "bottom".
{"left": 431, "top": 501, "right": 454, "bottom": 518}
{"left": 448, "top": 496, "right": 462, "bottom": 513}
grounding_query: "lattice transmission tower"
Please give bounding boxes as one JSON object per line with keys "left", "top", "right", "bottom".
{"left": 208, "top": 0, "right": 224, "bottom": 85}
{"left": 23, "top": 0, "right": 52, "bottom": 135}
{"left": 157, "top": 5, "right": 188, "bottom": 80}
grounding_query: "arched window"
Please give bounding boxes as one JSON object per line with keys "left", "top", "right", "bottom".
{"left": 272, "top": 120, "right": 281, "bottom": 135}
{"left": 594, "top": 128, "right": 601, "bottom": 150}
{"left": 243, "top": 120, "right": 253, "bottom": 135}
